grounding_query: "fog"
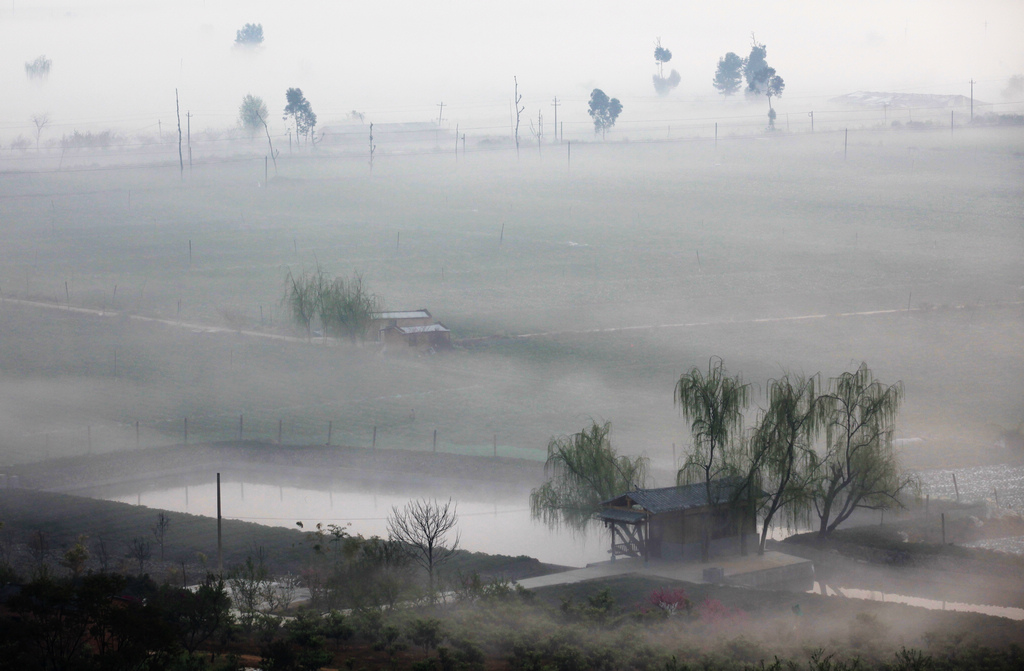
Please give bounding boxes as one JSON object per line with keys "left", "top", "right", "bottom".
{"left": 1, "top": 0, "right": 1022, "bottom": 137}
{"left": 1, "top": 1, "right": 1023, "bottom": 577}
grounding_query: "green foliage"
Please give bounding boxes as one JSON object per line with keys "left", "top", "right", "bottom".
{"left": 587, "top": 89, "right": 623, "bottom": 136}
{"left": 676, "top": 357, "right": 749, "bottom": 489}
{"left": 530, "top": 421, "right": 648, "bottom": 531}
{"left": 156, "top": 573, "right": 233, "bottom": 654}
{"left": 59, "top": 534, "right": 89, "bottom": 576}
{"left": 812, "top": 363, "right": 916, "bottom": 537}
{"left": 284, "top": 87, "right": 317, "bottom": 141}
{"left": 713, "top": 52, "right": 744, "bottom": 97}
{"left": 282, "top": 266, "right": 380, "bottom": 342}
{"left": 408, "top": 617, "right": 445, "bottom": 654}
{"left": 239, "top": 94, "right": 269, "bottom": 136}
{"left": 743, "top": 373, "right": 822, "bottom": 553}
{"left": 235, "top": 23, "right": 264, "bottom": 46}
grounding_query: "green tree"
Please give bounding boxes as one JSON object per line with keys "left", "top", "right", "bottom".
{"left": 811, "top": 363, "right": 917, "bottom": 537}
{"left": 283, "top": 267, "right": 326, "bottom": 339}
{"left": 653, "top": 39, "right": 681, "bottom": 96}
{"left": 712, "top": 52, "right": 744, "bottom": 97}
{"left": 530, "top": 421, "right": 648, "bottom": 531}
{"left": 239, "top": 94, "right": 269, "bottom": 137}
{"left": 587, "top": 89, "right": 623, "bottom": 138}
{"left": 676, "top": 358, "right": 750, "bottom": 561}
{"left": 743, "top": 39, "right": 769, "bottom": 95}
{"left": 321, "top": 273, "right": 381, "bottom": 343}
{"left": 743, "top": 374, "right": 822, "bottom": 553}
{"left": 284, "top": 88, "right": 317, "bottom": 143}
{"left": 236, "top": 23, "right": 264, "bottom": 46}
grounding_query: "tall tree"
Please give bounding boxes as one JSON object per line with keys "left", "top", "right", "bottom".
{"left": 712, "top": 52, "right": 744, "bottom": 97}
{"left": 743, "top": 374, "right": 822, "bottom": 554}
{"left": 653, "top": 39, "right": 681, "bottom": 96}
{"left": 387, "top": 499, "right": 459, "bottom": 598}
{"left": 530, "top": 421, "right": 649, "bottom": 531}
{"left": 811, "top": 363, "right": 917, "bottom": 537}
{"left": 284, "top": 88, "right": 317, "bottom": 144}
{"left": 676, "top": 357, "right": 750, "bottom": 561}
{"left": 743, "top": 39, "right": 770, "bottom": 95}
{"left": 588, "top": 89, "right": 623, "bottom": 138}
{"left": 235, "top": 23, "right": 264, "bottom": 47}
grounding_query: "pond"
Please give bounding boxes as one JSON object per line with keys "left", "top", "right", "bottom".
{"left": 80, "top": 469, "right": 611, "bottom": 567}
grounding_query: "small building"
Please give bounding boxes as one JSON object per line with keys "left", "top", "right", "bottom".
{"left": 371, "top": 309, "right": 434, "bottom": 332}
{"left": 598, "top": 479, "right": 758, "bottom": 562}
{"left": 381, "top": 322, "right": 451, "bottom": 350}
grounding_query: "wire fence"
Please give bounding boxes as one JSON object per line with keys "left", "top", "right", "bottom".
{"left": 5, "top": 414, "right": 547, "bottom": 467}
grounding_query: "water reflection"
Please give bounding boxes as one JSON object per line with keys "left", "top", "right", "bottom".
{"left": 81, "top": 472, "right": 609, "bottom": 567}
{"left": 810, "top": 581, "right": 1024, "bottom": 621}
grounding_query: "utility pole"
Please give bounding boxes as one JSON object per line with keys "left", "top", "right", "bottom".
{"left": 216, "top": 473, "right": 223, "bottom": 575}
{"left": 185, "top": 111, "right": 193, "bottom": 176}
{"left": 969, "top": 79, "right": 975, "bottom": 122}
{"left": 513, "top": 76, "right": 524, "bottom": 159}
{"left": 436, "top": 101, "right": 445, "bottom": 127}
{"left": 551, "top": 97, "right": 560, "bottom": 143}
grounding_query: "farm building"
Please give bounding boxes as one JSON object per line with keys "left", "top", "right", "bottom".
{"left": 381, "top": 322, "right": 451, "bottom": 349}
{"left": 371, "top": 309, "right": 451, "bottom": 349}
{"left": 598, "top": 478, "right": 758, "bottom": 562}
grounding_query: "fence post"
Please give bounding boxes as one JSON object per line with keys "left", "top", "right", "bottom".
{"left": 952, "top": 473, "right": 959, "bottom": 503}
{"left": 493, "top": 434, "right": 497, "bottom": 457}
{"left": 433, "top": 429, "right": 437, "bottom": 452}
{"left": 941, "top": 512, "right": 946, "bottom": 545}
{"left": 372, "top": 426, "right": 377, "bottom": 449}
{"left": 87, "top": 425, "right": 92, "bottom": 454}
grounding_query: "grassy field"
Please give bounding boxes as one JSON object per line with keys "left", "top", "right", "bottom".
{"left": 0, "top": 126, "right": 1021, "bottom": 471}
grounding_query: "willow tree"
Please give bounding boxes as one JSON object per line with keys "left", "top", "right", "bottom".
{"left": 320, "top": 273, "right": 380, "bottom": 343}
{"left": 530, "top": 421, "right": 648, "bottom": 532}
{"left": 742, "top": 373, "right": 823, "bottom": 554}
{"left": 676, "top": 357, "right": 749, "bottom": 561}
{"left": 811, "top": 363, "right": 917, "bottom": 537}
{"left": 283, "top": 267, "right": 325, "bottom": 339}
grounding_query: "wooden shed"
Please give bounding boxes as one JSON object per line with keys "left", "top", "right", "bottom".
{"left": 597, "top": 479, "right": 757, "bottom": 562}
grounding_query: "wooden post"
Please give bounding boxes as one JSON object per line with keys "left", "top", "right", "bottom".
{"left": 952, "top": 473, "right": 959, "bottom": 502}
{"left": 372, "top": 425, "right": 377, "bottom": 448}
{"left": 176, "top": 89, "right": 183, "bottom": 180}
{"left": 278, "top": 419, "right": 283, "bottom": 444}
{"left": 433, "top": 429, "right": 437, "bottom": 452}
{"left": 327, "top": 421, "right": 332, "bottom": 446}
{"left": 216, "top": 473, "right": 223, "bottom": 575}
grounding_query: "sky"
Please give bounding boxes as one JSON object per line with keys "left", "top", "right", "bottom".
{"left": 1, "top": 1, "right": 1022, "bottom": 138}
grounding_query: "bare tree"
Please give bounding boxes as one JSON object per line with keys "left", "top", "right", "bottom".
{"left": 513, "top": 77, "right": 524, "bottom": 159}
{"left": 152, "top": 512, "right": 171, "bottom": 561}
{"left": 127, "top": 537, "right": 152, "bottom": 573}
{"left": 387, "top": 498, "right": 459, "bottom": 597}
{"left": 31, "top": 114, "right": 50, "bottom": 152}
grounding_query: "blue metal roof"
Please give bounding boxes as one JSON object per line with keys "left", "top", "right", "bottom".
{"left": 601, "top": 478, "right": 748, "bottom": 515}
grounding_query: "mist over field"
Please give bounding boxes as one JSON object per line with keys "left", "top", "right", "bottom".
{"left": 1, "top": 0, "right": 1023, "bottom": 571}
